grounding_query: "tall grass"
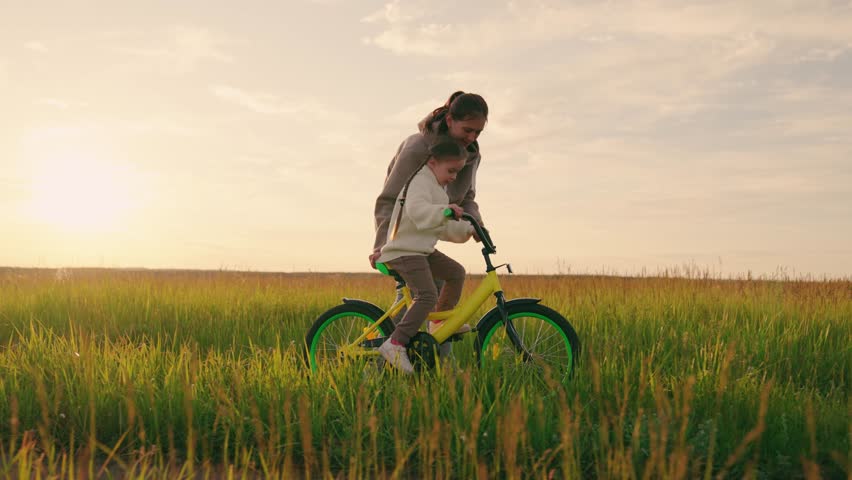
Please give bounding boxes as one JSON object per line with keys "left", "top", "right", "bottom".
{"left": 0, "top": 268, "right": 849, "bottom": 478}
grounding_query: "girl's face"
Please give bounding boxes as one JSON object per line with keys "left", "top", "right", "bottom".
{"left": 446, "top": 115, "right": 486, "bottom": 147}
{"left": 427, "top": 156, "right": 466, "bottom": 186}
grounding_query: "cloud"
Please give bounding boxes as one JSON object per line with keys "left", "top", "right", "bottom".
{"left": 360, "top": 0, "right": 456, "bottom": 54}
{"left": 24, "top": 41, "right": 48, "bottom": 53}
{"left": 361, "top": 1, "right": 852, "bottom": 57}
{"left": 35, "top": 98, "right": 69, "bottom": 109}
{"left": 209, "top": 85, "right": 345, "bottom": 120}
{"left": 20, "top": 117, "right": 203, "bottom": 150}
{"left": 362, "top": 23, "right": 453, "bottom": 56}
{"left": 112, "top": 25, "right": 233, "bottom": 74}
{"left": 384, "top": 97, "right": 442, "bottom": 124}
{"left": 34, "top": 98, "right": 90, "bottom": 110}
{"left": 361, "top": 0, "right": 424, "bottom": 24}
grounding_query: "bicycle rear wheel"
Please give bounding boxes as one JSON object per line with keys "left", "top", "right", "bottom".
{"left": 304, "top": 303, "right": 394, "bottom": 373}
{"left": 474, "top": 303, "right": 580, "bottom": 380}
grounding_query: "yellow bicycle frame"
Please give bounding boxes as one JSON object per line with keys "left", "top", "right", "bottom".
{"left": 339, "top": 270, "right": 503, "bottom": 357}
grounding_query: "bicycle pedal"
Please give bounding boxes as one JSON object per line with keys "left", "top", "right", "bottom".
{"left": 447, "top": 331, "right": 471, "bottom": 342}
{"left": 361, "top": 338, "right": 386, "bottom": 348}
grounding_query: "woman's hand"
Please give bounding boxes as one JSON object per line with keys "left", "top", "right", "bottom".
{"left": 447, "top": 204, "right": 465, "bottom": 219}
{"left": 472, "top": 224, "right": 487, "bottom": 243}
{"left": 368, "top": 250, "right": 381, "bottom": 269}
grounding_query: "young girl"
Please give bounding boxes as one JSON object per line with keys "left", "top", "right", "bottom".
{"left": 376, "top": 139, "right": 475, "bottom": 373}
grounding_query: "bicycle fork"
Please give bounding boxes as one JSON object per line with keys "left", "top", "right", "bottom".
{"left": 496, "top": 292, "right": 534, "bottom": 362}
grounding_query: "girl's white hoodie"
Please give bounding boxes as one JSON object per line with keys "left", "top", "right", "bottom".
{"left": 377, "top": 166, "right": 474, "bottom": 264}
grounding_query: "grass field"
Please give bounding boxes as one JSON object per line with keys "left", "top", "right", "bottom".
{"left": 0, "top": 267, "right": 849, "bottom": 479}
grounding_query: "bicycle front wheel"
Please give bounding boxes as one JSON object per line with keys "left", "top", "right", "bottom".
{"left": 304, "top": 303, "right": 394, "bottom": 373}
{"left": 474, "top": 303, "right": 581, "bottom": 380}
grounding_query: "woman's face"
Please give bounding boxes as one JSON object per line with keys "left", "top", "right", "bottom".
{"left": 446, "top": 115, "right": 486, "bottom": 147}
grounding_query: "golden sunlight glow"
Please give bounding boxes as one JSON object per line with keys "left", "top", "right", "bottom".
{"left": 28, "top": 153, "right": 135, "bottom": 232}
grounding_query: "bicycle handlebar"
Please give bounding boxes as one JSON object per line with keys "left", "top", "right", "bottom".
{"left": 443, "top": 208, "right": 496, "bottom": 254}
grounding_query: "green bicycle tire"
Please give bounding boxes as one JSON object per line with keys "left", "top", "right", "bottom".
{"left": 474, "top": 303, "right": 581, "bottom": 379}
{"left": 304, "top": 303, "right": 394, "bottom": 373}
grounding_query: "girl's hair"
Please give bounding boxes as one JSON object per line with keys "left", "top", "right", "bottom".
{"left": 428, "top": 137, "right": 466, "bottom": 161}
{"left": 425, "top": 91, "right": 489, "bottom": 134}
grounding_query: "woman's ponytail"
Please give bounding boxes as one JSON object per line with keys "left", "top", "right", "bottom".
{"left": 425, "top": 91, "right": 488, "bottom": 134}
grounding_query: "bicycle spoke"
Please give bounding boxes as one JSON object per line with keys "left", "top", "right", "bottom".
{"left": 481, "top": 312, "right": 574, "bottom": 377}
{"left": 315, "top": 315, "right": 379, "bottom": 364}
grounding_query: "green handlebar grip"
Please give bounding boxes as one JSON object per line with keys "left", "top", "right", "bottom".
{"left": 375, "top": 262, "right": 390, "bottom": 275}
{"left": 443, "top": 208, "right": 454, "bottom": 218}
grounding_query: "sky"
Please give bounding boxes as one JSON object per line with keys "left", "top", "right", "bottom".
{"left": 1, "top": 0, "right": 851, "bottom": 278}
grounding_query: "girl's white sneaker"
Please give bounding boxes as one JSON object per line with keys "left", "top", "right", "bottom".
{"left": 378, "top": 340, "right": 415, "bottom": 374}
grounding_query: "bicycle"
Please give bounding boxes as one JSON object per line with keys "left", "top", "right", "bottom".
{"left": 304, "top": 212, "right": 581, "bottom": 379}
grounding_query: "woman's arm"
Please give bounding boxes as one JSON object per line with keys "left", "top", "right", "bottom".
{"left": 458, "top": 154, "right": 483, "bottom": 225}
